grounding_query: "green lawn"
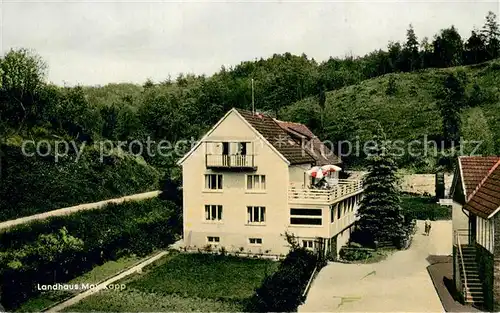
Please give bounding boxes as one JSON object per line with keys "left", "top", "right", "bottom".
{"left": 128, "top": 253, "right": 278, "bottom": 300}
{"left": 63, "top": 289, "right": 243, "bottom": 312}
{"left": 15, "top": 255, "right": 141, "bottom": 312}
{"left": 66, "top": 253, "right": 279, "bottom": 312}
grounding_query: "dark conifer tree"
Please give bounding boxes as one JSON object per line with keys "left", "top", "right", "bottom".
{"left": 356, "top": 131, "right": 404, "bottom": 246}
{"left": 482, "top": 11, "right": 500, "bottom": 60}
{"left": 464, "top": 30, "right": 488, "bottom": 64}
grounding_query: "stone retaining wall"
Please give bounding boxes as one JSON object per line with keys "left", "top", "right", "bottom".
{"left": 400, "top": 174, "right": 454, "bottom": 196}
{"left": 348, "top": 171, "right": 454, "bottom": 196}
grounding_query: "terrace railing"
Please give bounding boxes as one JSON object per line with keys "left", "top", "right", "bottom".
{"left": 288, "top": 179, "right": 363, "bottom": 204}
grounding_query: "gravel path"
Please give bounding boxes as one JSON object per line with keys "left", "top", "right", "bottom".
{"left": 0, "top": 190, "right": 160, "bottom": 231}
{"left": 299, "top": 220, "right": 451, "bottom": 312}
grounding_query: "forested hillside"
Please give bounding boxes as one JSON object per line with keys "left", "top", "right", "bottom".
{"left": 0, "top": 11, "right": 499, "bottom": 218}
{"left": 282, "top": 60, "right": 500, "bottom": 171}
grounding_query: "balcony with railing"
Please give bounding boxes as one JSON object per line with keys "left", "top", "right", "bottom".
{"left": 288, "top": 179, "right": 363, "bottom": 204}
{"left": 205, "top": 154, "right": 257, "bottom": 170}
{"left": 205, "top": 140, "right": 257, "bottom": 170}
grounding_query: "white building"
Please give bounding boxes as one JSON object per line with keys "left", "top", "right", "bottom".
{"left": 177, "top": 108, "right": 363, "bottom": 258}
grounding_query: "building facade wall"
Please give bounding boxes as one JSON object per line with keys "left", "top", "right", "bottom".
{"left": 452, "top": 202, "right": 469, "bottom": 245}
{"left": 328, "top": 193, "right": 361, "bottom": 237}
{"left": 182, "top": 111, "right": 360, "bottom": 257}
{"left": 336, "top": 226, "right": 353, "bottom": 253}
{"left": 493, "top": 215, "right": 500, "bottom": 311}
{"left": 182, "top": 111, "right": 292, "bottom": 255}
{"left": 289, "top": 164, "right": 311, "bottom": 187}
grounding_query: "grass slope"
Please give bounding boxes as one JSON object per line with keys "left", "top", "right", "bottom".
{"left": 0, "top": 142, "right": 160, "bottom": 222}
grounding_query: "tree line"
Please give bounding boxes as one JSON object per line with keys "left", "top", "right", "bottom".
{"left": 0, "top": 11, "right": 498, "bottom": 173}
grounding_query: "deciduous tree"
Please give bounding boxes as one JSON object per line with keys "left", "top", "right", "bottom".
{"left": 0, "top": 48, "right": 47, "bottom": 131}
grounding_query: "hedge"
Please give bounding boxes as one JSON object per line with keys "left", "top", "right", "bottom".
{"left": 0, "top": 197, "right": 180, "bottom": 310}
{"left": 401, "top": 195, "right": 451, "bottom": 221}
{"left": 0, "top": 142, "right": 160, "bottom": 222}
{"left": 339, "top": 242, "right": 375, "bottom": 261}
{"left": 246, "top": 248, "right": 321, "bottom": 312}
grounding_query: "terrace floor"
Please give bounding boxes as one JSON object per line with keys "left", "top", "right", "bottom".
{"left": 299, "top": 220, "right": 452, "bottom": 312}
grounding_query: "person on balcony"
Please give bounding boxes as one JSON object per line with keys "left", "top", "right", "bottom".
{"left": 315, "top": 177, "right": 329, "bottom": 189}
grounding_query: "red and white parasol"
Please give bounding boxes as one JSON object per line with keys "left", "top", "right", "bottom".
{"left": 321, "top": 164, "right": 342, "bottom": 173}
{"left": 305, "top": 165, "right": 342, "bottom": 179}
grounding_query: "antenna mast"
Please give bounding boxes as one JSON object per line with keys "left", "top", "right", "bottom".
{"left": 251, "top": 78, "right": 255, "bottom": 114}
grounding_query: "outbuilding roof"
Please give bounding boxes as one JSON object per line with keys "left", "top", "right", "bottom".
{"left": 459, "top": 156, "right": 500, "bottom": 199}
{"left": 464, "top": 160, "right": 500, "bottom": 219}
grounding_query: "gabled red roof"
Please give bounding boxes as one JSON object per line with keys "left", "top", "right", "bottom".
{"left": 464, "top": 160, "right": 500, "bottom": 219}
{"left": 236, "top": 109, "right": 316, "bottom": 165}
{"left": 274, "top": 120, "right": 315, "bottom": 139}
{"left": 459, "top": 156, "right": 500, "bottom": 199}
{"left": 274, "top": 119, "right": 342, "bottom": 165}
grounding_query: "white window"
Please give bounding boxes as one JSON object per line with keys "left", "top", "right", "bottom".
{"left": 249, "top": 238, "right": 262, "bottom": 245}
{"left": 302, "top": 240, "right": 314, "bottom": 250}
{"left": 246, "top": 175, "right": 266, "bottom": 190}
{"left": 476, "top": 216, "right": 494, "bottom": 253}
{"left": 207, "top": 236, "right": 220, "bottom": 244}
{"left": 205, "top": 205, "right": 223, "bottom": 221}
{"left": 205, "top": 174, "right": 223, "bottom": 190}
{"left": 247, "top": 206, "right": 266, "bottom": 224}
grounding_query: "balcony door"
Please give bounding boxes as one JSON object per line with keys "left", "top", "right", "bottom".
{"left": 238, "top": 142, "right": 247, "bottom": 155}
{"left": 222, "top": 142, "right": 229, "bottom": 155}
{"left": 222, "top": 142, "right": 229, "bottom": 166}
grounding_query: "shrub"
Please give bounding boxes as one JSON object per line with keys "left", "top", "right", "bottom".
{"left": 398, "top": 218, "right": 417, "bottom": 244}
{"left": 0, "top": 198, "right": 178, "bottom": 309}
{"left": 386, "top": 75, "right": 397, "bottom": 95}
{"left": 339, "top": 243, "right": 374, "bottom": 261}
{"left": 246, "top": 248, "right": 319, "bottom": 312}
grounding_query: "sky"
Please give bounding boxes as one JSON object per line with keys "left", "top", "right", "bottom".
{"left": 1, "top": 0, "right": 499, "bottom": 86}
